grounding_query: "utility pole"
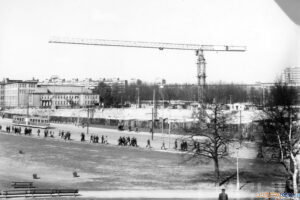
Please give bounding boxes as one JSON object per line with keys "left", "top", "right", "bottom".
{"left": 151, "top": 88, "right": 156, "bottom": 140}
{"left": 262, "top": 85, "right": 265, "bottom": 108}
{"left": 160, "top": 85, "right": 164, "bottom": 139}
{"left": 86, "top": 107, "right": 90, "bottom": 135}
{"left": 168, "top": 120, "right": 171, "bottom": 149}
{"left": 136, "top": 87, "right": 140, "bottom": 108}
{"left": 236, "top": 147, "right": 240, "bottom": 191}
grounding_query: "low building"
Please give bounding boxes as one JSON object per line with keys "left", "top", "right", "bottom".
{"left": 31, "top": 86, "right": 99, "bottom": 108}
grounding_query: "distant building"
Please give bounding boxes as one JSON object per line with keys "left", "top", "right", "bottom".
{"left": 39, "top": 76, "right": 100, "bottom": 90}
{"left": 0, "top": 83, "right": 4, "bottom": 109}
{"left": 99, "top": 78, "right": 127, "bottom": 94}
{"left": 2, "top": 79, "right": 38, "bottom": 108}
{"left": 32, "top": 85, "right": 99, "bottom": 108}
{"left": 282, "top": 67, "right": 300, "bottom": 85}
{"left": 0, "top": 78, "right": 99, "bottom": 109}
{"left": 228, "top": 103, "right": 246, "bottom": 111}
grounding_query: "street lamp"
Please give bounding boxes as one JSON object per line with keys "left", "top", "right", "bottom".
{"left": 160, "top": 85, "right": 164, "bottom": 134}
{"left": 168, "top": 119, "right": 171, "bottom": 149}
{"left": 159, "top": 85, "right": 165, "bottom": 145}
{"left": 236, "top": 146, "right": 240, "bottom": 191}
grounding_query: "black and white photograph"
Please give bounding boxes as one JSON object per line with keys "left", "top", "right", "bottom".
{"left": 0, "top": 0, "right": 299, "bottom": 199}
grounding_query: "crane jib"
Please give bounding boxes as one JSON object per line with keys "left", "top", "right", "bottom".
{"left": 49, "top": 37, "right": 246, "bottom": 52}
{"left": 48, "top": 36, "right": 246, "bottom": 104}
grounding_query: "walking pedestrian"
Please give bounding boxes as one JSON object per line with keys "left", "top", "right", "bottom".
{"left": 81, "top": 133, "right": 85, "bottom": 142}
{"left": 146, "top": 139, "right": 151, "bottom": 148}
{"left": 101, "top": 135, "right": 104, "bottom": 144}
{"left": 161, "top": 141, "right": 166, "bottom": 150}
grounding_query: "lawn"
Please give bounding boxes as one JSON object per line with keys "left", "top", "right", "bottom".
{"left": 0, "top": 132, "right": 287, "bottom": 194}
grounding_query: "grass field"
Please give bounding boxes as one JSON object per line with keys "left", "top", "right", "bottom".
{"left": 0, "top": 132, "right": 288, "bottom": 199}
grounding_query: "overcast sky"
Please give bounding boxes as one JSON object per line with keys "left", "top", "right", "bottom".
{"left": 0, "top": 0, "right": 299, "bottom": 84}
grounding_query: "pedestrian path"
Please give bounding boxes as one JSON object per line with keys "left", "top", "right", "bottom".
{"left": 79, "top": 189, "right": 256, "bottom": 199}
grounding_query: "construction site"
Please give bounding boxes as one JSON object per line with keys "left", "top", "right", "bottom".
{"left": 0, "top": 0, "right": 300, "bottom": 199}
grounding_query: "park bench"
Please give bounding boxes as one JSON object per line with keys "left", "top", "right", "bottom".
{"left": 1, "top": 189, "right": 30, "bottom": 198}
{"left": 28, "top": 188, "right": 79, "bottom": 197}
{"left": 11, "top": 181, "right": 34, "bottom": 188}
{"left": 1, "top": 188, "right": 79, "bottom": 198}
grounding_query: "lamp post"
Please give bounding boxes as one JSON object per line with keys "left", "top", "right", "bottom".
{"left": 160, "top": 85, "right": 164, "bottom": 137}
{"left": 236, "top": 146, "right": 240, "bottom": 191}
{"left": 168, "top": 120, "right": 171, "bottom": 149}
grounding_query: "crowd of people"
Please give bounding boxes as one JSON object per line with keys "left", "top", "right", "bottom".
{"left": 0, "top": 125, "right": 33, "bottom": 135}
{"left": 173, "top": 139, "right": 189, "bottom": 151}
{"left": 80, "top": 133, "right": 109, "bottom": 144}
{"left": 118, "top": 136, "right": 138, "bottom": 147}
{"left": 0, "top": 123, "right": 199, "bottom": 153}
{"left": 58, "top": 130, "right": 71, "bottom": 140}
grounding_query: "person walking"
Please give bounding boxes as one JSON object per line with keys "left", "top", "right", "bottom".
{"left": 81, "top": 133, "right": 85, "bottom": 142}
{"left": 161, "top": 141, "right": 166, "bottom": 150}
{"left": 146, "top": 139, "right": 151, "bottom": 148}
{"left": 218, "top": 189, "right": 228, "bottom": 200}
{"left": 101, "top": 135, "right": 104, "bottom": 144}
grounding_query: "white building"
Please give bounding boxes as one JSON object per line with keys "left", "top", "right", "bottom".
{"left": 282, "top": 67, "right": 300, "bottom": 85}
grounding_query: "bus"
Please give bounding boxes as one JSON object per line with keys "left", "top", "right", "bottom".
{"left": 12, "top": 115, "right": 50, "bottom": 129}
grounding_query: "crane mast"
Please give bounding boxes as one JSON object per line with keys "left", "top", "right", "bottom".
{"left": 49, "top": 36, "right": 246, "bottom": 104}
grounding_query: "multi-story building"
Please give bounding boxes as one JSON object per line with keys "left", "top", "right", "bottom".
{"left": 99, "top": 78, "right": 127, "bottom": 94}
{"left": 0, "top": 78, "right": 99, "bottom": 109}
{"left": 0, "top": 82, "right": 4, "bottom": 109}
{"left": 282, "top": 67, "right": 300, "bottom": 85}
{"left": 39, "top": 76, "right": 100, "bottom": 90}
{"left": 3, "top": 79, "right": 38, "bottom": 108}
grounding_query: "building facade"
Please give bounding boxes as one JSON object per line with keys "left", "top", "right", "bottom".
{"left": 99, "top": 78, "right": 127, "bottom": 94}
{"left": 0, "top": 83, "right": 4, "bottom": 109}
{"left": 32, "top": 93, "right": 99, "bottom": 108}
{"left": 3, "top": 79, "right": 38, "bottom": 108}
{"left": 0, "top": 79, "right": 99, "bottom": 109}
{"left": 31, "top": 85, "right": 99, "bottom": 108}
{"left": 282, "top": 67, "right": 300, "bottom": 85}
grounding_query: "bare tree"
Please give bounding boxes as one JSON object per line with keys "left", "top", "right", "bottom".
{"left": 188, "top": 103, "right": 233, "bottom": 184}
{"left": 260, "top": 82, "right": 299, "bottom": 196}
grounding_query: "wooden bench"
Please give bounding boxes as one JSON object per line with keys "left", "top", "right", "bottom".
{"left": 11, "top": 182, "right": 34, "bottom": 188}
{"left": 29, "top": 188, "right": 79, "bottom": 197}
{"left": 1, "top": 188, "right": 79, "bottom": 198}
{"left": 1, "top": 189, "right": 30, "bottom": 198}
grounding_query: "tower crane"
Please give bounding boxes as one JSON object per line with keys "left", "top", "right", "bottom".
{"left": 49, "top": 36, "right": 246, "bottom": 104}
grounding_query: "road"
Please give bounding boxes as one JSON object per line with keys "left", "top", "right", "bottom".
{"left": 0, "top": 118, "right": 258, "bottom": 158}
{"left": 0, "top": 118, "right": 186, "bottom": 152}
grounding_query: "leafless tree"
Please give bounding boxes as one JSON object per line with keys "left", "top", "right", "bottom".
{"left": 260, "top": 82, "right": 299, "bottom": 196}
{"left": 187, "top": 103, "right": 233, "bottom": 184}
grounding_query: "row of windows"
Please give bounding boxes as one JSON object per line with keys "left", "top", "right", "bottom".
{"left": 41, "top": 100, "right": 96, "bottom": 106}
{"left": 14, "top": 117, "right": 48, "bottom": 123}
{"left": 19, "top": 90, "right": 35, "bottom": 94}
{"left": 19, "top": 83, "right": 36, "bottom": 88}
{"left": 4, "top": 83, "right": 36, "bottom": 89}
{"left": 41, "top": 95, "right": 98, "bottom": 100}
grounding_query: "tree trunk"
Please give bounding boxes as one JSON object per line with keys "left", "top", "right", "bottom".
{"left": 291, "top": 153, "right": 298, "bottom": 199}
{"left": 214, "top": 158, "right": 220, "bottom": 184}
